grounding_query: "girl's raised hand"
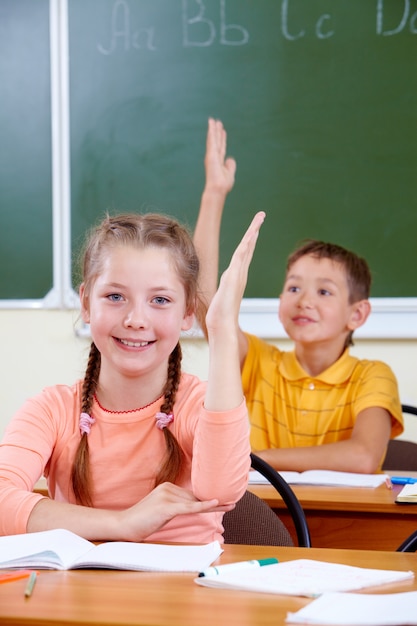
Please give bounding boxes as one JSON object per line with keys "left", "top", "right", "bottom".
{"left": 205, "top": 211, "right": 266, "bottom": 335}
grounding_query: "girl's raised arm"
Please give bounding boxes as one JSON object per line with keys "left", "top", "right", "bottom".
{"left": 204, "top": 211, "right": 265, "bottom": 412}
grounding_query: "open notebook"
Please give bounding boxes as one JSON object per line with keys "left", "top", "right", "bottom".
{"left": 0, "top": 528, "right": 223, "bottom": 572}
{"left": 396, "top": 483, "right": 417, "bottom": 503}
{"left": 249, "top": 469, "right": 390, "bottom": 488}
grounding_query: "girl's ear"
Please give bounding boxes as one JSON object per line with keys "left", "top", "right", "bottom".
{"left": 181, "top": 311, "right": 195, "bottom": 332}
{"left": 79, "top": 283, "right": 90, "bottom": 324}
{"left": 348, "top": 299, "right": 371, "bottom": 330}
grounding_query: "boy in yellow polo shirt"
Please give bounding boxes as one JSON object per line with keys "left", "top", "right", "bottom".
{"left": 194, "top": 118, "right": 403, "bottom": 473}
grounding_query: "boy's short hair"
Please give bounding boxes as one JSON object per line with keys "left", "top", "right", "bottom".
{"left": 286, "top": 240, "right": 372, "bottom": 304}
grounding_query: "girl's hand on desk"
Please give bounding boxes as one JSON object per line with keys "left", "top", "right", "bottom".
{"left": 119, "top": 483, "right": 235, "bottom": 542}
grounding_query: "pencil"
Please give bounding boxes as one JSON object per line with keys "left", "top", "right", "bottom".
{"left": 0, "top": 570, "right": 32, "bottom": 584}
{"left": 24, "top": 571, "right": 37, "bottom": 598}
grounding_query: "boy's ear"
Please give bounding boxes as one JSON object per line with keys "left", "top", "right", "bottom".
{"left": 79, "top": 283, "right": 90, "bottom": 323}
{"left": 348, "top": 299, "right": 371, "bottom": 330}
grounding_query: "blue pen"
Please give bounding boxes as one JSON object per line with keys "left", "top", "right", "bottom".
{"left": 198, "top": 558, "right": 278, "bottom": 577}
{"left": 391, "top": 476, "right": 417, "bottom": 485}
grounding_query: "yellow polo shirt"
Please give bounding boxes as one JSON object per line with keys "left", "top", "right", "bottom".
{"left": 242, "top": 333, "right": 403, "bottom": 451}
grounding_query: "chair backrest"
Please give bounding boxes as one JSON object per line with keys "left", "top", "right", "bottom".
{"left": 249, "top": 453, "right": 312, "bottom": 547}
{"left": 222, "top": 490, "right": 294, "bottom": 546}
{"left": 396, "top": 529, "right": 417, "bottom": 552}
{"left": 382, "top": 405, "right": 417, "bottom": 471}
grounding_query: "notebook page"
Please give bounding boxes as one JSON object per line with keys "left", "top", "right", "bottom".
{"left": 195, "top": 559, "right": 414, "bottom": 596}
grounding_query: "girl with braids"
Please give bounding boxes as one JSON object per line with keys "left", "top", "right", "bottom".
{"left": 0, "top": 210, "right": 265, "bottom": 543}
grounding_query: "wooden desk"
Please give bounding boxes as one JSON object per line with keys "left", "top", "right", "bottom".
{"left": 0, "top": 544, "right": 416, "bottom": 626}
{"left": 34, "top": 474, "right": 416, "bottom": 551}
{"left": 250, "top": 474, "right": 417, "bottom": 550}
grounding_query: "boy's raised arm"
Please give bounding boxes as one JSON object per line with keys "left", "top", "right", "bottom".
{"left": 194, "top": 118, "right": 236, "bottom": 334}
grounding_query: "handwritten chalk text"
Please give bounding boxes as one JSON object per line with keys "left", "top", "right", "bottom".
{"left": 97, "top": 0, "right": 417, "bottom": 55}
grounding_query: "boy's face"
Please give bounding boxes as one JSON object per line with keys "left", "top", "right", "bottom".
{"left": 279, "top": 254, "right": 365, "bottom": 349}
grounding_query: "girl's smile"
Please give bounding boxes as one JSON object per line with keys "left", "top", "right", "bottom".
{"left": 116, "top": 338, "right": 155, "bottom": 349}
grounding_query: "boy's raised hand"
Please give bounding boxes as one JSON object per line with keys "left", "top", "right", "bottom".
{"left": 204, "top": 118, "right": 236, "bottom": 195}
{"left": 205, "top": 211, "right": 265, "bottom": 335}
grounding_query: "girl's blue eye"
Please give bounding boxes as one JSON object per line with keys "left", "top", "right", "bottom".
{"left": 153, "top": 296, "right": 169, "bottom": 305}
{"left": 108, "top": 294, "right": 123, "bottom": 302}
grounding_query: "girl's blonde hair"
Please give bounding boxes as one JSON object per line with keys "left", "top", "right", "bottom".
{"left": 71, "top": 213, "right": 203, "bottom": 507}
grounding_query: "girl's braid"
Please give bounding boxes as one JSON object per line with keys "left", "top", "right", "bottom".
{"left": 155, "top": 343, "right": 184, "bottom": 486}
{"left": 71, "top": 343, "right": 101, "bottom": 506}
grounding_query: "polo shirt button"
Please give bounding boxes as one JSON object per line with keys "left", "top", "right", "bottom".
{"left": 309, "top": 383, "right": 315, "bottom": 390}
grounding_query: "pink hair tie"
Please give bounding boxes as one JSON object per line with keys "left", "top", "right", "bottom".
{"left": 79, "top": 412, "right": 96, "bottom": 435}
{"left": 155, "top": 412, "right": 174, "bottom": 430}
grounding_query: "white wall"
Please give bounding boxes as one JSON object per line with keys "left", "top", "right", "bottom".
{"left": 1, "top": 309, "right": 416, "bottom": 443}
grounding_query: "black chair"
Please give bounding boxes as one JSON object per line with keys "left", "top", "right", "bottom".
{"left": 396, "top": 529, "right": 417, "bottom": 553}
{"left": 382, "top": 405, "right": 417, "bottom": 471}
{"left": 249, "top": 453, "right": 312, "bottom": 547}
{"left": 223, "top": 490, "right": 294, "bottom": 547}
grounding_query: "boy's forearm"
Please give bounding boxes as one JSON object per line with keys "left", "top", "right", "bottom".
{"left": 256, "top": 440, "right": 382, "bottom": 474}
{"left": 194, "top": 188, "right": 227, "bottom": 287}
{"left": 194, "top": 188, "right": 228, "bottom": 333}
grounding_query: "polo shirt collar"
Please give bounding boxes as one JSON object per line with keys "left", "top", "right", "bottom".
{"left": 280, "top": 349, "right": 357, "bottom": 384}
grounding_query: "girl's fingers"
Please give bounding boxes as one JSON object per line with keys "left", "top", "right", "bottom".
{"left": 226, "top": 211, "right": 266, "bottom": 275}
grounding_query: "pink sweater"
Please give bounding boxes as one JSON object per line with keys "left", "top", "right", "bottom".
{"left": 0, "top": 373, "right": 250, "bottom": 542}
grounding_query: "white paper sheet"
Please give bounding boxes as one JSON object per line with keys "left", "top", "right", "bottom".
{"left": 286, "top": 590, "right": 417, "bottom": 625}
{"left": 195, "top": 559, "right": 414, "bottom": 597}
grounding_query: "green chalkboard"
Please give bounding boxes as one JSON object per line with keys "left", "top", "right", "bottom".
{"left": 72, "top": 0, "right": 417, "bottom": 298}
{"left": 0, "top": 0, "right": 53, "bottom": 300}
